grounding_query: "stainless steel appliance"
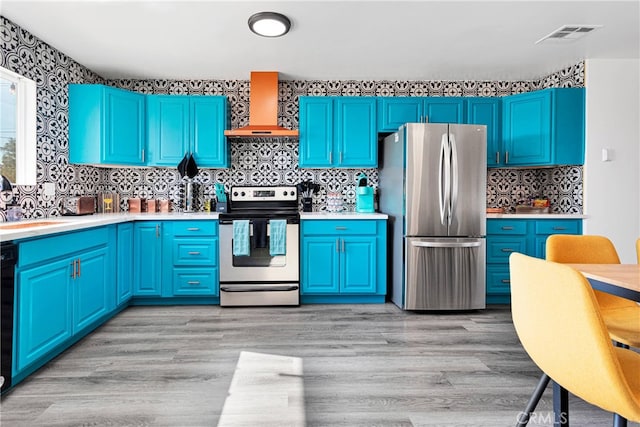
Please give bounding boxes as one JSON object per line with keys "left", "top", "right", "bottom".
{"left": 380, "top": 123, "right": 487, "bottom": 310}
{"left": 219, "top": 185, "right": 300, "bottom": 306}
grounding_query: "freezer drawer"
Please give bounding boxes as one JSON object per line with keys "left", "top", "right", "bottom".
{"left": 404, "top": 237, "right": 486, "bottom": 310}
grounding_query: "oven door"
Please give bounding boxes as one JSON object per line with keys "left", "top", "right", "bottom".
{"left": 219, "top": 220, "right": 299, "bottom": 283}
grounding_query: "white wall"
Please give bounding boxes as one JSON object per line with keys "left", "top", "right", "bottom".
{"left": 584, "top": 59, "right": 640, "bottom": 263}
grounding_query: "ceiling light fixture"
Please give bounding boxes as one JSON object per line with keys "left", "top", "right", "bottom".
{"left": 248, "top": 12, "right": 291, "bottom": 38}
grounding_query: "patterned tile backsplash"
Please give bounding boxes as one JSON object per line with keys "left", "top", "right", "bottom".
{"left": 0, "top": 16, "right": 584, "bottom": 219}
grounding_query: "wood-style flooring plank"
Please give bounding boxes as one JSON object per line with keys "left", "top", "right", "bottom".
{"left": 1, "top": 304, "right": 637, "bottom": 426}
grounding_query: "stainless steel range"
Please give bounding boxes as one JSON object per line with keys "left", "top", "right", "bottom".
{"left": 219, "top": 186, "right": 300, "bottom": 306}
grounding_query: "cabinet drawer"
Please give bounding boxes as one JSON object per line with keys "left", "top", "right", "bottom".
{"left": 172, "top": 268, "right": 218, "bottom": 296}
{"left": 172, "top": 239, "right": 218, "bottom": 266}
{"left": 486, "top": 265, "right": 511, "bottom": 295}
{"left": 487, "top": 220, "right": 527, "bottom": 235}
{"left": 535, "top": 220, "right": 581, "bottom": 235}
{"left": 172, "top": 221, "right": 217, "bottom": 237}
{"left": 487, "top": 237, "right": 527, "bottom": 263}
{"left": 19, "top": 227, "right": 110, "bottom": 267}
{"left": 303, "top": 220, "right": 378, "bottom": 236}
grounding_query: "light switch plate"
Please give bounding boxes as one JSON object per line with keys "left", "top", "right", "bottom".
{"left": 43, "top": 182, "right": 55, "bottom": 196}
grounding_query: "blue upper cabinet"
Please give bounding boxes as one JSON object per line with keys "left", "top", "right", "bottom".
{"left": 377, "top": 97, "right": 465, "bottom": 132}
{"left": 147, "top": 95, "right": 228, "bottom": 168}
{"left": 299, "top": 96, "right": 377, "bottom": 168}
{"left": 335, "top": 97, "right": 377, "bottom": 167}
{"left": 423, "top": 97, "right": 465, "bottom": 124}
{"left": 377, "top": 97, "right": 423, "bottom": 132}
{"left": 466, "top": 98, "right": 502, "bottom": 167}
{"left": 502, "top": 88, "right": 584, "bottom": 167}
{"left": 69, "top": 84, "right": 145, "bottom": 166}
{"left": 298, "top": 97, "right": 333, "bottom": 167}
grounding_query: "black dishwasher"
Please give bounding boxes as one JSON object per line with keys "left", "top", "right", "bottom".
{"left": 1, "top": 241, "right": 17, "bottom": 393}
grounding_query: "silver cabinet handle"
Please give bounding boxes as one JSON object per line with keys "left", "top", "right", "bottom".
{"left": 336, "top": 239, "right": 340, "bottom": 252}
{"left": 496, "top": 152, "right": 500, "bottom": 164}
{"left": 505, "top": 151, "right": 509, "bottom": 164}
{"left": 341, "top": 239, "right": 345, "bottom": 252}
{"left": 187, "top": 281, "right": 200, "bottom": 285}
{"left": 77, "top": 258, "right": 81, "bottom": 277}
{"left": 187, "top": 227, "right": 200, "bottom": 231}
{"left": 155, "top": 224, "right": 160, "bottom": 238}
{"left": 502, "top": 226, "right": 514, "bottom": 230}
{"left": 70, "top": 260, "right": 76, "bottom": 279}
{"left": 501, "top": 279, "right": 511, "bottom": 283}
{"left": 339, "top": 151, "right": 343, "bottom": 163}
{"left": 335, "top": 226, "right": 347, "bottom": 230}
{"left": 329, "top": 151, "right": 333, "bottom": 164}
{"left": 188, "top": 251, "right": 201, "bottom": 255}
{"left": 553, "top": 227, "right": 566, "bottom": 230}
{"left": 501, "top": 248, "right": 516, "bottom": 252}
{"left": 141, "top": 149, "right": 145, "bottom": 162}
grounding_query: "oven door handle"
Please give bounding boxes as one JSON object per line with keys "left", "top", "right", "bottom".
{"left": 220, "top": 285, "right": 299, "bottom": 292}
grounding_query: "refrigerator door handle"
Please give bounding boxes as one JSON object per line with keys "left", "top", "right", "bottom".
{"left": 411, "top": 240, "right": 482, "bottom": 248}
{"left": 438, "top": 133, "right": 449, "bottom": 226}
{"left": 448, "top": 132, "right": 459, "bottom": 227}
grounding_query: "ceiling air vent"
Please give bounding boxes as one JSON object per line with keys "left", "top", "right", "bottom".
{"left": 535, "top": 25, "right": 602, "bottom": 44}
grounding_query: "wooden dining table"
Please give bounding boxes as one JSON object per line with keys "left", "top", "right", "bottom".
{"left": 552, "top": 263, "right": 640, "bottom": 427}
{"left": 568, "top": 263, "right": 640, "bottom": 302}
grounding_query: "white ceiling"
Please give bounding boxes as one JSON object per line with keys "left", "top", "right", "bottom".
{"left": 1, "top": 0, "right": 639, "bottom": 82}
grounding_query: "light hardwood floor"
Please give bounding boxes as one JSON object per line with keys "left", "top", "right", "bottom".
{"left": 1, "top": 303, "right": 637, "bottom": 427}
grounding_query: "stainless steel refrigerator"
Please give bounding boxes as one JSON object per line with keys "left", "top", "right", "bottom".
{"left": 380, "top": 123, "right": 487, "bottom": 310}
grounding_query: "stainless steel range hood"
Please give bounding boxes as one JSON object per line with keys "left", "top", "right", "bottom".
{"left": 224, "top": 71, "right": 299, "bottom": 138}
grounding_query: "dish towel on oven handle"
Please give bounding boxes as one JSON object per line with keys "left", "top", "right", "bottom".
{"left": 269, "top": 219, "right": 287, "bottom": 256}
{"left": 232, "top": 220, "right": 250, "bottom": 256}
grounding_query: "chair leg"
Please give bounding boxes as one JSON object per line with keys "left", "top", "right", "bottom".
{"left": 553, "top": 381, "right": 569, "bottom": 427}
{"left": 516, "top": 373, "right": 551, "bottom": 427}
{"left": 613, "top": 413, "right": 628, "bottom": 427}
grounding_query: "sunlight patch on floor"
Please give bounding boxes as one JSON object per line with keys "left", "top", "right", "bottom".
{"left": 217, "top": 351, "right": 305, "bottom": 427}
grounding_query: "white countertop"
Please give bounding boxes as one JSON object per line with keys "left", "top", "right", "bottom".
{"left": 300, "top": 212, "right": 389, "bottom": 220}
{"left": 486, "top": 213, "right": 587, "bottom": 219}
{"left": 0, "top": 212, "right": 221, "bottom": 242}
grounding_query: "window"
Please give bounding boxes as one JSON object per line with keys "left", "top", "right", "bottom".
{"left": 0, "top": 66, "right": 36, "bottom": 185}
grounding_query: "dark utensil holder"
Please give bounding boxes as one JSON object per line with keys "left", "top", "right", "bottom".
{"left": 302, "top": 198, "right": 313, "bottom": 212}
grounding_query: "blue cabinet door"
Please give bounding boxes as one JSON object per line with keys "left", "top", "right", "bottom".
{"left": 73, "top": 247, "right": 110, "bottom": 334}
{"left": 336, "top": 97, "right": 377, "bottom": 167}
{"left": 106, "top": 88, "right": 146, "bottom": 165}
{"left": 15, "top": 259, "right": 73, "bottom": 373}
{"left": 69, "top": 84, "right": 145, "bottom": 166}
{"left": 133, "top": 222, "right": 162, "bottom": 296}
{"left": 300, "top": 237, "right": 340, "bottom": 294}
{"left": 424, "top": 97, "right": 465, "bottom": 123}
{"left": 377, "top": 97, "right": 424, "bottom": 132}
{"left": 299, "top": 97, "right": 333, "bottom": 167}
{"left": 341, "top": 237, "right": 377, "bottom": 293}
{"left": 502, "top": 90, "right": 552, "bottom": 166}
{"left": 467, "top": 98, "right": 502, "bottom": 167}
{"left": 191, "top": 96, "right": 228, "bottom": 167}
{"left": 116, "top": 223, "right": 134, "bottom": 306}
{"left": 146, "top": 95, "right": 190, "bottom": 166}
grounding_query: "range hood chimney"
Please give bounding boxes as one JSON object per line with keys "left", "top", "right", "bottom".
{"left": 224, "top": 71, "right": 299, "bottom": 137}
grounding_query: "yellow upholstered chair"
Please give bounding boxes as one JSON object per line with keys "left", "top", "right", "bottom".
{"left": 510, "top": 253, "right": 640, "bottom": 426}
{"left": 546, "top": 234, "right": 640, "bottom": 348}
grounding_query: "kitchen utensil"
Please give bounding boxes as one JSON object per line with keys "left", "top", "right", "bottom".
{"left": 186, "top": 153, "right": 198, "bottom": 178}
{"left": 215, "top": 183, "right": 227, "bottom": 202}
{"left": 177, "top": 153, "right": 189, "bottom": 178}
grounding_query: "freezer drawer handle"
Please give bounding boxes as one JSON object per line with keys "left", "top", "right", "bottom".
{"left": 411, "top": 241, "right": 482, "bottom": 248}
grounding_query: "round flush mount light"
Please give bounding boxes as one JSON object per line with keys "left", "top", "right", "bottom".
{"left": 248, "top": 12, "right": 291, "bottom": 37}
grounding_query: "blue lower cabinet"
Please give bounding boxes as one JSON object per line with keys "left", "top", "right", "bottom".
{"left": 116, "top": 222, "right": 134, "bottom": 306}
{"left": 172, "top": 269, "right": 218, "bottom": 296}
{"left": 486, "top": 218, "right": 582, "bottom": 304}
{"left": 133, "top": 222, "right": 163, "bottom": 297}
{"left": 300, "top": 219, "right": 386, "bottom": 303}
{"left": 13, "top": 226, "right": 114, "bottom": 383}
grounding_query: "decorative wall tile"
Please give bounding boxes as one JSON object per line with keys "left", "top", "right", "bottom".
{"left": 0, "top": 15, "right": 585, "bottom": 219}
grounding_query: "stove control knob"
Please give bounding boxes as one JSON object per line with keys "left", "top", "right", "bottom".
{"left": 233, "top": 191, "right": 238, "bottom": 197}
{"left": 283, "top": 191, "right": 288, "bottom": 196}
{"left": 290, "top": 190, "right": 295, "bottom": 197}
{"left": 241, "top": 191, "right": 246, "bottom": 197}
